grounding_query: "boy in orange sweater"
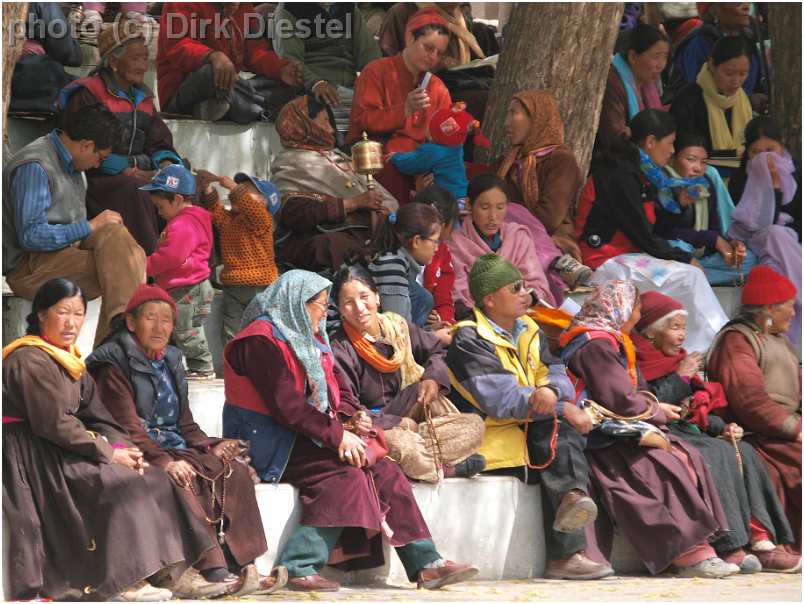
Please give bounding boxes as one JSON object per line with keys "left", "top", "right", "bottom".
{"left": 196, "top": 170, "right": 280, "bottom": 344}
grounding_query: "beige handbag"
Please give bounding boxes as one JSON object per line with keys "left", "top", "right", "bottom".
{"left": 385, "top": 396, "right": 485, "bottom": 482}
{"left": 416, "top": 396, "right": 485, "bottom": 467}
{"left": 384, "top": 427, "right": 442, "bottom": 483}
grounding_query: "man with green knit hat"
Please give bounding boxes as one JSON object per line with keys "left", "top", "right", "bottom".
{"left": 446, "top": 254, "right": 613, "bottom": 580}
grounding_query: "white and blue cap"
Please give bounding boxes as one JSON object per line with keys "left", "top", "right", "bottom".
{"left": 234, "top": 172, "right": 281, "bottom": 215}
{"left": 139, "top": 164, "right": 196, "bottom": 196}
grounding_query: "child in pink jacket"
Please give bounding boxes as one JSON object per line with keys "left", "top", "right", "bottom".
{"left": 140, "top": 165, "right": 215, "bottom": 379}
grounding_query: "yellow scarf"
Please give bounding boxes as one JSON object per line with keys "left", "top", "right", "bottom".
{"left": 2, "top": 336, "right": 85, "bottom": 381}
{"left": 696, "top": 62, "right": 753, "bottom": 156}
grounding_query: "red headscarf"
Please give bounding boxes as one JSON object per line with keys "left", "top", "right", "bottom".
{"left": 405, "top": 7, "right": 449, "bottom": 35}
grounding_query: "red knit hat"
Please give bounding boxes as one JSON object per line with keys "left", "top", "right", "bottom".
{"left": 741, "top": 266, "right": 798, "bottom": 306}
{"left": 124, "top": 284, "right": 178, "bottom": 317}
{"left": 635, "top": 291, "right": 685, "bottom": 333}
{"left": 429, "top": 102, "right": 490, "bottom": 148}
{"left": 405, "top": 7, "right": 449, "bottom": 35}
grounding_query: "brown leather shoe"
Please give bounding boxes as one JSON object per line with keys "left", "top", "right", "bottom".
{"left": 545, "top": 552, "right": 614, "bottom": 580}
{"left": 755, "top": 546, "right": 802, "bottom": 573}
{"left": 417, "top": 560, "right": 479, "bottom": 589}
{"left": 287, "top": 574, "right": 340, "bottom": 592}
{"left": 552, "top": 490, "right": 598, "bottom": 533}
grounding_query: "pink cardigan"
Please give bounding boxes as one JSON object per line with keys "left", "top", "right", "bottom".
{"left": 449, "top": 219, "right": 556, "bottom": 308}
{"left": 146, "top": 205, "right": 213, "bottom": 291}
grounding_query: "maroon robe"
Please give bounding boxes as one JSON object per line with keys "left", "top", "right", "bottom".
{"left": 567, "top": 338, "right": 729, "bottom": 574}
{"left": 226, "top": 334, "right": 432, "bottom": 567}
{"left": 91, "top": 363, "right": 268, "bottom": 570}
{"left": 329, "top": 322, "right": 450, "bottom": 430}
{"left": 708, "top": 330, "right": 803, "bottom": 549}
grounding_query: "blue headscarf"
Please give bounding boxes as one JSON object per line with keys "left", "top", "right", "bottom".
{"left": 638, "top": 147, "right": 708, "bottom": 214}
{"left": 241, "top": 270, "right": 333, "bottom": 412}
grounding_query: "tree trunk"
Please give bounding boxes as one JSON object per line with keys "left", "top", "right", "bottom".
{"left": 768, "top": 3, "right": 801, "bottom": 154}
{"left": 2, "top": 2, "right": 28, "bottom": 138}
{"left": 479, "top": 3, "right": 622, "bottom": 176}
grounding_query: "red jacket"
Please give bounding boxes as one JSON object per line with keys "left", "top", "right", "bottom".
{"left": 423, "top": 242, "right": 455, "bottom": 323}
{"left": 157, "top": 3, "right": 288, "bottom": 107}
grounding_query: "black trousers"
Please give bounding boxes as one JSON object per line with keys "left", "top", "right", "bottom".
{"left": 489, "top": 419, "right": 589, "bottom": 560}
{"left": 163, "top": 63, "right": 301, "bottom": 123}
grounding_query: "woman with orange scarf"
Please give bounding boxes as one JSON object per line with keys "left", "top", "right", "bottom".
{"left": 559, "top": 280, "right": 736, "bottom": 579}
{"left": 329, "top": 264, "right": 484, "bottom": 481}
{"left": 496, "top": 90, "right": 593, "bottom": 295}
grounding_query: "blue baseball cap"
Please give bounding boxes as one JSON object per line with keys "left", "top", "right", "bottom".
{"left": 139, "top": 164, "right": 196, "bottom": 196}
{"left": 234, "top": 172, "right": 281, "bottom": 215}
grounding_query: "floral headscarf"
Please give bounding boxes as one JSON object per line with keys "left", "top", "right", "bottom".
{"left": 568, "top": 280, "right": 638, "bottom": 333}
{"left": 560, "top": 280, "right": 639, "bottom": 385}
{"left": 496, "top": 90, "right": 566, "bottom": 205}
{"left": 275, "top": 95, "right": 337, "bottom": 152}
{"left": 241, "top": 270, "right": 333, "bottom": 412}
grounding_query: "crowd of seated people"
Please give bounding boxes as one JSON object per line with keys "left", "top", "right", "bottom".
{"left": 3, "top": 2, "right": 802, "bottom": 601}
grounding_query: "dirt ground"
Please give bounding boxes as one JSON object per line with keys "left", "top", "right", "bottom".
{"left": 232, "top": 572, "right": 802, "bottom": 602}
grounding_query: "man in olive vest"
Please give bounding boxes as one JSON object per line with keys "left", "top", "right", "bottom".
{"left": 446, "top": 254, "right": 613, "bottom": 580}
{"left": 2, "top": 105, "right": 146, "bottom": 346}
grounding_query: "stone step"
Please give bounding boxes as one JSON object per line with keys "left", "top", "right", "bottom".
{"left": 5, "top": 116, "right": 282, "bottom": 181}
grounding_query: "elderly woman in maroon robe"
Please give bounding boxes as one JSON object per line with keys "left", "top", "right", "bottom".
{"left": 708, "top": 265, "right": 802, "bottom": 553}
{"left": 86, "top": 284, "right": 287, "bottom": 598}
{"left": 329, "top": 263, "right": 485, "bottom": 481}
{"left": 559, "top": 280, "right": 738, "bottom": 578}
{"left": 2, "top": 278, "right": 213, "bottom": 601}
{"left": 221, "top": 269, "right": 478, "bottom": 592}
{"left": 58, "top": 18, "right": 182, "bottom": 254}
{"left": 634, "top": 290, "right": 799, "bottom": 573}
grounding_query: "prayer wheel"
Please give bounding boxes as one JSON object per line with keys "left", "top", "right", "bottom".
{"left": 351, "top": 131, "right": 384, "bottom": 190}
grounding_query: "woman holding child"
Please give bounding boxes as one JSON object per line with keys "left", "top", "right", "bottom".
{"left": 349, "top": 7, "right": 453, "bottom": 203}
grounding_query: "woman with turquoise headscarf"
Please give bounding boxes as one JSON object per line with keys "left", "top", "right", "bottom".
{"left": 221, "top": 270, "right": 477, "bottom": 593}
{"left": 596, "top": 24, "right": 669, "bottom": 154}
{"left": 654, "top": 130, "right": 758, "bottom": 285}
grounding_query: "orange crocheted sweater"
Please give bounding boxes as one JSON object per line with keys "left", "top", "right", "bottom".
{"left": 206, "top": 186, "right": 279, "bottom": 286}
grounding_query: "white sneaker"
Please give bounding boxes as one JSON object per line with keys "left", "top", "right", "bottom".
{"left": 115, "top": 580, "right": 173, "bottom": 601}
{"left": 677, "top": 557, "right": 740, "bottom": 578}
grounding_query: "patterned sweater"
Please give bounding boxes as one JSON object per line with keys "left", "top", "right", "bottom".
{"left": 203, "top": 185, "right": 279, "bottom": 287}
